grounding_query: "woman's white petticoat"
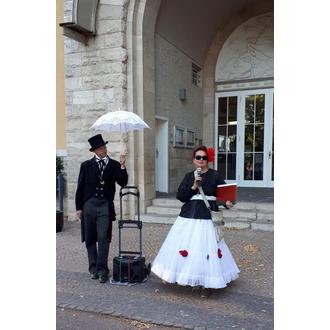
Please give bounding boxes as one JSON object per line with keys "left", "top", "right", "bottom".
{"left": 151, "top": 216, "right": 240, "bottom": 288}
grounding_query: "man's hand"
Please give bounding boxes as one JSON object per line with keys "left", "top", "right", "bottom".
{"left": 225, "top": 201, "right": 233, "bottom": 208}
{"left": 76, "top": 210, "right": 82, "bottom": 220}
{"left": 119, "top": 154, "right": 126, "bottom": 169}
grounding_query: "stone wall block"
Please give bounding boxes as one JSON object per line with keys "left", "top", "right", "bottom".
{"left": 65, "top": 77, "right": 83, "bottom": 91}
{"left": 102, "top": 47, "right": 128, "bottom": 62}
{"left": 66, "top": 118, "right": 84, "bottom": 131}
{"left": 112, "top": 61, "right": 127, "bottom": 73}
{"left": 97, "top": 19, "right": 125, "bottom": 35}
{"left": 107, "top": 141, "right": 127, "bottom": 155}
{"left": 63, "top": 38, "right": 81, "bottom": 53}
{"left": 64, "top": 53, "right": 82, "bottom": 67}
{"left": 63, "top": 0, "right": 73, "bottom": 14}
{"left": 103, "top": 32, "right": 126, "bottom": 48}
{"left": 77, "top": 48, "right": 127, "bottom": 64}
{"left": 65, "top": 91, "right": 73, "bottom": 105}
{"left": 80, "top": 53, "right": 101, "bottom": 67}
{"left": 98, "top": 4, "right": 126, "bottom": 20}
{"left": 85, "top": 108, "right": 108, "bottom": 118}
{"left": 82, "top": 73, "right": 126, "bottom": 89}
{"left": 65, "top": 62, "right": 126, "bottom": 78}
{"left": 72, "top": 88, "right": 115, "bottom": 105}
{"left": 73, "top": 105, "right": 106, "bottom": 114}
{"left": 94, "top": 88, "right": 116, "bottom": 103}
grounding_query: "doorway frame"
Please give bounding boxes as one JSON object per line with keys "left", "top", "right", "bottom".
{"left": 214, "top": 88, "right": 274, "bottom": 187}
{"left": 155, "top": 116, "right": 169, "bottom": 193}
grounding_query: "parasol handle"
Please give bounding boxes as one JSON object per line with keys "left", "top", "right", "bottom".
{"left": 120, "top": 133, "right": 128, "bottom": 156}
{"left": 120, "top": 141, "right": 127, "bottom": 156}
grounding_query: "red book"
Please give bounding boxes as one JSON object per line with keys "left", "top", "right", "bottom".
{"left": 216, "top": 183, "right": 238, "bottom": 203}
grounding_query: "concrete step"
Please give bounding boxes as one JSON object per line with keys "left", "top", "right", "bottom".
{"left": 152, "top": 198, "right": 183, "bottom": 208}
{"left": 232, "top": 202, "right": 256, "bottom": 211}
{"left": 139, "top": 213, "right": 273, "bottom": 231}
{"left": 146, "top": 205, "right": 181, "bottom": 216}
{"left": 251, "top": 220, "right": 274, "bottom": 231}
{"left": 223, "top": 219, "right": 273, "bottom": 231}
{"left": 257, "top": 213, "right": 274, "bottom": 221}
{"left": 223, "top": 219, "right": 252, "bottom": 230}
{"left": 139, "top": 213, "right": 177, "bottom": 225}
{"left": 140, "top": 198, "right": 274, "bottom": 232}
{"left": 222, "top": 209, "right": 256, "bottom": 221}
{"left": 152, "top": 198, "right": 273, "bottom": 212}
{"left": 233, "top": 202, "right": 274, "bottom": 212}
{"left": 255, "top": 203, "right": 274, "bottom": 212}
{"left": 147, "top": 206, "right": 262, "bottom": 223}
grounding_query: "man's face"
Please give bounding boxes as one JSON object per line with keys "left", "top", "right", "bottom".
{"left": 94, "top": 145, "right": 107, "bottom": 158}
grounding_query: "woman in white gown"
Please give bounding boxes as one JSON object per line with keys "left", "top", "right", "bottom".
{"left": 151, "top": 146, "right": 239, "bottom": 292}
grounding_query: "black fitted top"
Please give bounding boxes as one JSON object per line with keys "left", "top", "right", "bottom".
{"left": 176, "top": 168, "right": 226, "bottom": 219}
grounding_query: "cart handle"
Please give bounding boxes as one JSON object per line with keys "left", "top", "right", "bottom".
{"left": 120, "top": 186, "right": 140, "bottom": 198}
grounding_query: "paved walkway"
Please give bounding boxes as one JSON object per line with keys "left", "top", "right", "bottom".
{"left": 57, "top": 221, "right": 273, "bottom": 329}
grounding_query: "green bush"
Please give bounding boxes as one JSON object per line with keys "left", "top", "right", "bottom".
{"left": 56, "top": 156, "right": 64, "bottom": 176}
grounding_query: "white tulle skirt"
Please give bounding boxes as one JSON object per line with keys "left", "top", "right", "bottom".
{"left": 151, "top": 216, "right": 240, "bottom": 288}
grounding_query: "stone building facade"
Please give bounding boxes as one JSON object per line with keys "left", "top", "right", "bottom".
{"left": 59, "top": 0, "right": 274, "bottom": 219}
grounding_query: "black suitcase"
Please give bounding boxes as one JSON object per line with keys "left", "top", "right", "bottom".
{"left": 112, "top": 186, "right": 150, "bottom": 283}
{"left": 113, "top": 255, "right": 148, "bottom": 283}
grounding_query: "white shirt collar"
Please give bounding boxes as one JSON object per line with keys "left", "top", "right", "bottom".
{"left": 95, "top": 155, "right": 109, "bottom": 164}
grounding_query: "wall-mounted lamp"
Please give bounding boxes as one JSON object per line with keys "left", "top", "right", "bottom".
{"left": 179, "top": 88, "right": 186, "bottom": 101}
{"left": 59, "top": 0, "right": 99, "bottom": 44}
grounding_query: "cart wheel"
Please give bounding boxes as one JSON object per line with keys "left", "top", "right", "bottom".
{"left": 145, "top": 263, "right": 151, "bottom": 276}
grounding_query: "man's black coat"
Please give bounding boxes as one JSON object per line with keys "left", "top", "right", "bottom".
{"left": 75, "top": 156, "right": 128, "bottom": 242}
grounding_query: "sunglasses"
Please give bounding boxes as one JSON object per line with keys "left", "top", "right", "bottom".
{"left": 195, "top": 155, "right": 208, "bottom": 161}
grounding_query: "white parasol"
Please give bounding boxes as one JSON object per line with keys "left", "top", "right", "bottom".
{"left": 90, "top": 111, "right": 150, "bottom": 133}
{"left": 90, "top": 110, "right": 150, "bottom": 155}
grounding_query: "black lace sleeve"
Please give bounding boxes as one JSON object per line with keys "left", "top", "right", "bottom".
{"left": 215, "top": 170, "right": 226, "bottom": 185}
{"left": 176, "top": 173, "right": 198, "bottom": 203}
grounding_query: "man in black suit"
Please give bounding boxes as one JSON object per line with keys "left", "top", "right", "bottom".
{"left": 75, "top": 134, "right": 128, "bottom": 283}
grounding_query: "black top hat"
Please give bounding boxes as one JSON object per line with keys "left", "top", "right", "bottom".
{"left": 88, "top": 134, "right": 108, "bottom": 151}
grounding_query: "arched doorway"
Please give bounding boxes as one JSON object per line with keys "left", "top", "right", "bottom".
{"left": 127, "top": 1, "right": 274, "bottom": 212}
{"left": 214, "top": 13, "right": 274, "bottom": 187}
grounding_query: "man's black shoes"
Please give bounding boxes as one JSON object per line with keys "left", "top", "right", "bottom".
{"left": 90, "top": 273, "right": 108, "bottom": 283}
{"left": 90, "top": 273, "right": 99, "bottom": 280}
{"left": 99, "top": 275, "right": 109, "bottom": 283}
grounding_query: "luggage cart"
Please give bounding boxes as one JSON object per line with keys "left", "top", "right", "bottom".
{"left": 112, "top": 186, "right": 150, "bottom": 282}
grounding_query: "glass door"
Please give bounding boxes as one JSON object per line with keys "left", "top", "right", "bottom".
{"left": 215, "top": 88, "right": 274, "bottom": 187}
{"left": 216, "top": 95, "right": 238, "bottom": 182}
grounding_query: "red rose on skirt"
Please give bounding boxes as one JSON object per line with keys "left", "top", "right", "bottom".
{"left": 179, "top": 250, "right": 188, "bottom": 257}
{"left": 217, "top": 248, "right": 222, "bottom": 258}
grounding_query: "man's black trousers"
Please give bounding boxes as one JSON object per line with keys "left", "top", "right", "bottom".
{"left": 83, "top": 197, "right": 110, "bottom": 276}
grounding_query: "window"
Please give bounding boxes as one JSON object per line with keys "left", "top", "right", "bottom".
{"left": 173, "top": 126, "right": 185, "bottom": 148}
{"left": 192, "top": 63, "right": 202, "bottom": 87}
{"left": 185, "top": 129, "right": 195, "bottom": 148}
{"left": 218, "top": 96, "right": 238, "bottom": 180}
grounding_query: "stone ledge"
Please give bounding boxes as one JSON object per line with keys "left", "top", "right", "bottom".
{"left": 251, "top": 222, "right": 274, "bottom": 231}
{"left": 223, "top": 220, "right": 251, "bottom": 230}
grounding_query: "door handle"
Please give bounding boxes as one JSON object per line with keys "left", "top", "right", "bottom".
{"left": 156, "top": 149, "right": 159, "bottom": 158}
{"left": 268, "top": 151, "right": 272, "bottom": 159}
